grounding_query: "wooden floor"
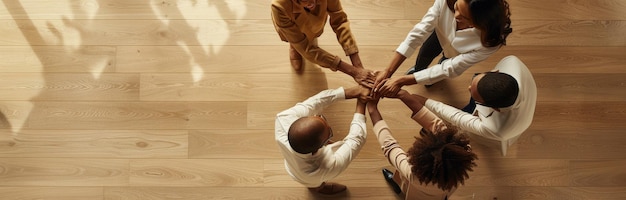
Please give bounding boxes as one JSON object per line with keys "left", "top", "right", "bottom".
{"left": 1, "top": 0, "right": 625, "bottom": 199}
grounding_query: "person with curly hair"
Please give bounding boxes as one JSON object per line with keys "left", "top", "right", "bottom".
{"left": 374, "top": 0, "right": 512, "bottom": 95}
{"left": 367, "top": 89, "right": 477, "bottom": 199}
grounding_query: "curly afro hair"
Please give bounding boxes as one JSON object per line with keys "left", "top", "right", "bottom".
{"left": 407, "top": 126, "right": 478, "bottom": 191}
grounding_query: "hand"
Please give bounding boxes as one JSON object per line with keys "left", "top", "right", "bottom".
{"left": 368, "top": 94, "right": 381, "bottom": 106}
{"left": 377, "top": 75, "right": 405, "bottom": 97}
{"left": 346, "top": 85, "right": 372, "bottom": 102}
{"left": 353, "top": 68, "right": 376, "bottom": 89}
{"left": 366, "top": 96, "right": 383, "bottom": 124}
{"left": 382, "top": 89, "right": 408, "bottom": 99}
{"left": 372, "top": 70, "right": 389, "bottom": 93}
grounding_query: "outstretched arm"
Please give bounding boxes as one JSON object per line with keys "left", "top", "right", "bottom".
{"left": 395, "top": 90, "right": 426, "bottom": 116}
{"left": 344, "top": 85, "right": 372, "bottom": 101}
{"left": 367, "top": 98, "right": 414, "bottom": 183}
{"left": 373, "top": 52, "right": 407, "bottom": 92}
{"left": 336, "top": 61, "right": 376, "bottom": 88}
{"left": 366, "top": 98, "right": 383, "bottom": 125}
{"left": 324, "top": 86, "right": 370, "bottom": 179}
{"left": 387, "top": 90, "right": 446, "bottom": 133}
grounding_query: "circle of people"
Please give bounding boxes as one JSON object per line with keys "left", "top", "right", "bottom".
{"left": 272, "top": 0, "right": 537, "bottom": 198}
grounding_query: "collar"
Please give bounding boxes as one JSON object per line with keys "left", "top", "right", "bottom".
{"left": 474, "top": 104, "right": 495, "bottom": 118}
{"left": 291, "top": 0, "right": 304, "bottom": 14}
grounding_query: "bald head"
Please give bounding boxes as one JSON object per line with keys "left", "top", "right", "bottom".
{"left": 288, "top": 116, "right": 328, "bottom": 154}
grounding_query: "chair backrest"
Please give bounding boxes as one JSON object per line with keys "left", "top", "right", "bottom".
{"left": 494, "top": 55, "right": 538, "bottom": 139}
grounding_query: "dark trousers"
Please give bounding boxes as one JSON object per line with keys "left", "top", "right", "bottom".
{"left": 414, "top": 32, "right": 443, "bottom": 71}
{"left": 461, "top": 97, "right": 476, "bottom": 114}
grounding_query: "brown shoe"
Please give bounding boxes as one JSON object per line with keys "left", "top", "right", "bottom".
{"left": 309, "top": 182, "right": 347, "bottom": 195}
{"left": 289, "top": 44, "right": 303, "bottom": 71}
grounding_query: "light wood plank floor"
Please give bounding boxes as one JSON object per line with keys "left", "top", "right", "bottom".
{"left": 1, "top": 0, "right": 625, "bottom": 199}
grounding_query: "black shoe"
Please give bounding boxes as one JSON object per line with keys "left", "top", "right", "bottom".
{"left": 406, "top": 65, "right": 428, "bottom": 75}
{"left": 406, "top": 66, "right": 417, "bottom": 75}
{"left": 382, "top": 168, "right": 402, "bottom": 194}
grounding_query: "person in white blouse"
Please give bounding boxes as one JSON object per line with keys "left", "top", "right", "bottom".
{"left": 374, "top": 0, "right": 512, "bottom": 94}
{"left": 275, "top": 85, "right": 370, "bottom": 195}
{"left": 410, "top": 55, "right": 537, "bottom": 156}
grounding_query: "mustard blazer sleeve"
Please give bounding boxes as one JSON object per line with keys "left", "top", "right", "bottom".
{"left": 327, "top": 0, "right": 359, "bottom": 56}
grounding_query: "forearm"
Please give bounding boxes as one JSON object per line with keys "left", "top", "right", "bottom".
{"left": 425, "top": 99, "right": 495, "bottom": 138}
{"left": 329, "top": 114, "right": 367, "bottom": 174}
{"left": 336, "top": 60, "right": 360, "bottom": 77}
{"left": 349, "top": 53, "right": 363, "bottom": 69}
{"left": 372, "top": 120, "right": 408, "bottom": 171}
{"left": 356, "top": 101, "right": 366, "bottom": 115}
{"left": 398, "top": 92, "right": 426, "bottom": 115}
{"left": 384, "top": 52, "right": 407, "bottom": 78}
{"left": 367, "top": 103, "right": 383, "bottom": 125}
{"left": 397, "top": 74, "right": 418, "bottom": 86}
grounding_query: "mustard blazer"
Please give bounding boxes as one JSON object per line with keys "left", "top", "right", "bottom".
{"left": 271, "top": 0, "right": 358, "bottom": 70}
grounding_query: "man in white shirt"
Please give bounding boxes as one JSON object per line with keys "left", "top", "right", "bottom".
{"left": 409, "top": 56, "right": 537, "bottom": 156}
{"left": 275, "top": 86, "right": 370, "bottom": 195}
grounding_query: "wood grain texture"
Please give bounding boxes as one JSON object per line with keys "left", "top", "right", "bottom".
{"left": 0, "top": 0, "right": 271, "bottom": 20}
{"left": 22, "top": 101, "right": 246, "bottom": 130}
{"left": 0, "top": 73, "right": 139, "bottom": 101}
{"left": 0, "top": 130, "right": 188, "bottom": 158}
{"left": 508, "top": 0, "right": 626, "bottom": 20}
{"left": 129, "top": 159, "right": 264, "bottom": 187}
{"left": 515, "top": 128, "right": 626, "bottom": 159}
{"left": 0, "top": 158, "right": 129, "bottom": 186}
{"left": 0, "top": 187, "right": 103, "bottom": 200}
{"left": 506, "top": 20, "right": 626, "bottom": 46}
{"left": 532, "top": 102, "right": 626, "bottom": 130}
{"left": 1, "top": 0, "right": 625, "bottom": 198}
{"left": 188, "top": 129, "right": 281, "bottom": 159}
{"left": 0, "top": 46, "right": 116, "bottom": 73}
{"left": 449, "top": 186, "right": 513, "bottom": 200}
{"left": 570, "top": 160, "right": 626, "bottom": 187}
{"left": 463, "top": 159, "right": 570, "bottom": 186}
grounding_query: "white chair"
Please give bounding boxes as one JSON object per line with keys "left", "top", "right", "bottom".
{"left": 493, "top": 55, "right": 537, "bottom": 156}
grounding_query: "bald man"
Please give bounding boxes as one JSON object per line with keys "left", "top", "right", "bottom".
{"left": 275, "top": 86, "right": 370, "bottom": 195}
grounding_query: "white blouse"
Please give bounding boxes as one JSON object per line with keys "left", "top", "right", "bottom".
{"left": 396, "top": 0, "right": 500, "bottom": 85}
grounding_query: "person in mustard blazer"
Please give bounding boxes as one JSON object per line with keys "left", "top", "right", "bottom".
{"left": 271, "top": 0, "right": 375, "bottom": 88}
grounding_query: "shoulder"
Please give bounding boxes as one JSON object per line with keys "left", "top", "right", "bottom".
{"left": 271, "top": 0, "right": 293, "bottom": 12}
{"left": 444, "top": 0, "right": 455, "bottom": 10}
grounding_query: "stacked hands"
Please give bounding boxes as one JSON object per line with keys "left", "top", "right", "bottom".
{"left": 349, "top": 69, "right": 409, "bottom": 103}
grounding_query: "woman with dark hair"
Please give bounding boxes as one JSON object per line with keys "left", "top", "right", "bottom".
{"left": 367, "top": 89, "right": 477, "bottom": 199}
{"left": 374, "top": 0, "right": 512, "bottom": 95}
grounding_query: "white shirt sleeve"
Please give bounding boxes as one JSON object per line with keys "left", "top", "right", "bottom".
{"left": 413, "top": 46, "right": 499, "bottom": 85}
{"left": 320, "top": 113, "right": 367, "bottom": 178}
{"left": 424, "top": 99, "right": 498, "bottom": 138}
{"left": 395, "top": 0, "right": 444, "bottom": 57}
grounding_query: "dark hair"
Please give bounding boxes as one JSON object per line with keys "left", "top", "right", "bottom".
{"left": 466, "top": 0, "right": 512, "bottom": 47}
{"left": 407, "top": 126, "right": 477, "bottom": 191}
{"left": 477, "top": 72, "right": 519, "bottom": 108}
{"left": 288, "top": 117, "right": 325, "bottom": 154}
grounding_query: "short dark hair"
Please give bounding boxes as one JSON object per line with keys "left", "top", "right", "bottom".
{"left": 466, "top": 0, "right": 512, "bottom": 47}
{"left": 477, "top": 72, "right": 519, "bottom": 108}
{"left": 288, "top": 117, "right": 325, "bottom": 154}
{"left": 407, "top": 127, "right": 477, "bottom": 191}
